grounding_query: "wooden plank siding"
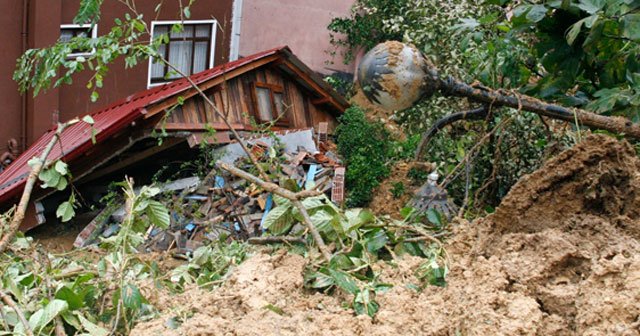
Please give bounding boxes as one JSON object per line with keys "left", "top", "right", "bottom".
{"left": 159, "top": 65, "right": 339, "bottom": 134}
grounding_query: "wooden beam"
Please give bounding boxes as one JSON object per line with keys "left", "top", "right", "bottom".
{"left": 159, "top": 122, "right": 247, "bottom": 131}
{"left": 79, "top": 137, "right": 185, "bottom": 185}
{"left": 144, "top": 55, "right": 281, "bottom": 119}
{"left": 311, "top": 97, "right": 330, "bottom": 105}
{"left": 279, "top": 60, "right": 347, "bottom": 112}
{"left": 187, "top": 132, "right": 232, "bottom": 147}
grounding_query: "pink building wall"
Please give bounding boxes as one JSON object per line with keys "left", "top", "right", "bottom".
{"left": 235, "top": 0, "right": 355, "bottom": 75}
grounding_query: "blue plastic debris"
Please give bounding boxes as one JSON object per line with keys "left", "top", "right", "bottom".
{"left": 259, "top": 194, "right": 274, "bottom": 230}
{"left": 305, "top": 164, "right": 318, "bottom": 190}
{"left": 214, "top": 176, "right": 225, "bottom": 188}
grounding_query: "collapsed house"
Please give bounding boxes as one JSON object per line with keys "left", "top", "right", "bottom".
{"left": 0, "top": 46, "right": 349, "bottom": 232}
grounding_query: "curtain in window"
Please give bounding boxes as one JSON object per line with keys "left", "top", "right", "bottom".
{"left": 60, "top": 30, "right": 73, "bottom": 42}
{"left": 150, "top": 23, "right": 213, "bottom": 82}
{"left": 193, "top": 42, "right": 208, "bottom": 73}
{"left": 168, "top": 40, "right": 193, "bottom": 79}
{"left": 256, "top": 87, "right": 273, "bottom": 121}
{"left": 150, "top": 44, "right": 166, "bottom": 79}
{"left": 274, "top": 93, "right": 284, "bottom": 116}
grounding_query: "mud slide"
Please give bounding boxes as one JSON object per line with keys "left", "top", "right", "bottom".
{"left": 133, "top": 134, "right": 640, "bottom": 335}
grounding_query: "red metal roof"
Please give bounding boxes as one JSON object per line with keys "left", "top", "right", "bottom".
{"left": 0, "top": 46, "right": 288, "bottom": 205}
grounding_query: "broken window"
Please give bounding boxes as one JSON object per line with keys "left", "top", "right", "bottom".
{"left": 252, "top": 83, "right": 289, "bottom": 125}
{"left": 60, "top": 24, "right": 97, "bottom": 58}
{"left": 149, "top": 21, "right": 216, "bottom": 87}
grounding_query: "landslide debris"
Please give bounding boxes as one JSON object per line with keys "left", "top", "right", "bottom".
{"left": 133, "top": 135, "right": 640, "bottom": 335}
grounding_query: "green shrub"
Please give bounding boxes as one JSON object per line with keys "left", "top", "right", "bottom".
{"left": 336, "top": 106, "right": 391, "bottom": 207}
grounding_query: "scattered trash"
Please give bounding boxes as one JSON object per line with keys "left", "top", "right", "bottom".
{"left": 74, "top": 131, "right": 344, "bottom": 256}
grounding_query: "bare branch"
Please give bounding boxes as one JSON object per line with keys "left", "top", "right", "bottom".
{"left": 0, "top": 291, "right": 34, "bottom": 336}
{"left": 216, "top": 161, "right": 332, "bottom": 262}
{"left": 0, "top": 120, "right": 76, "bottom": 253}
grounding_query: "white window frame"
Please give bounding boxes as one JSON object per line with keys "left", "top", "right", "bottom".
{"left": 60, "top": 24, "right": 98, "bottom": 59}
{"left": 147, "top": 20, "right": 217, "bottom": 88}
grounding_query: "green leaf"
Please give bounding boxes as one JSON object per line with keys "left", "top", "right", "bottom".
{"left": 309, "top": 209, "right": 334, "bottom": 233}
{"left": 39, "top": 168, "right": 61, "bottom": 188}
{"left": 54, "top": 160, "right": 69, "bottom": 175}
{"left": 54, "top": 176, "right": 68, "bottom": 191}
{"left": 29, "top": 299, "right": 68, "bottom": 332}
{"left": 364, "top": 229, "right": 388, "bottom": 253}
{"left": 56, "top": 201, "right": 76, "bottom": 222}
{"left": 345, "top": 208, "right": 367, "bottom": 231}
{"left": 566, "top": 18, "right": 585, "bottom": 45}
{"left": 77, "top": 313, "right": 108, "bottom": 336}
{"left": 353, "top": 289, "right": 379, "bottom": 317}
{"left": 328, "top": 269, "right": 359, "bottom": 295}
{"left": 526, "top": 5, "right": 548, "bottom": 23}
{"left": 73, "top": 0, "right": 104, "bottom": 25}
{"left": 55, "top": 286, "right": 84, "bottom": 310}
{"left": 426, "top": 209, "right": 442, "bottom": 227}
{"left": 622, "top": 14, "right": 640, "bottom": 40}
{"left": 145, "top": 200, "right": 170, "bottom": 229}
{"left": 262, "top": 204, "right": 294, "bottom": 235}
{"left": 90, "top": 91, "right": 99, "bottom": 102}
{"left": 61, "top": 311, "right": 82, "bottom": 330}
{"left": 306, "top": 271, "right": 334, "bottom": 289}
{"left": 577, "top": 0, "right": 605, "bottom": 14}
{"left": 122, "top": 284, "right": 143, "bottom": 310}
{"left": 183, "top": 7, "right": 191, "bottom": 19}
{"left": 82, "top": 115, "right": 95, "bottom": 125}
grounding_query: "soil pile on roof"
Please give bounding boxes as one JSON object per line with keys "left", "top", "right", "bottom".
{"left": 132, "top": 134, "right": 640, "bottom": 335}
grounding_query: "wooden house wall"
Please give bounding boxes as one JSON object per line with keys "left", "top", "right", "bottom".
{"left": 161, "top": 66, "right": 339, "bottom": 133}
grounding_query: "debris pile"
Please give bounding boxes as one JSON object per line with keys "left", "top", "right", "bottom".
{"left": 74, "top": 129, "right": 345, "bottom": 254}
{"left": 132, "top": 134, "right": 640, "bottom": 335}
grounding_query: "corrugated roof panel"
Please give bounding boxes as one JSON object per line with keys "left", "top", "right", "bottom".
{"left": 0, "top": 47, "right": 286, "bottom": 204}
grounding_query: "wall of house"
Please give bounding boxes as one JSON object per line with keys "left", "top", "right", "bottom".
{"left": 163, "top": 65, "right": 338, "bottom": 132}
{"left": 236, "top": 0, "right": 355, "bottom": 76}
{"left": 0, "top": 0, "right": 233, "bottom": 152}
{"left": 0, "top": 0, "right": 24, "bottom": 155}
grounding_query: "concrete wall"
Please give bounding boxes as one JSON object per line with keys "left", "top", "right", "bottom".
{"left": 0, "top": 0, "right": 233, "bottom": 150}
{"left": 236, "top": 0, "right": 355, "bottom": 76}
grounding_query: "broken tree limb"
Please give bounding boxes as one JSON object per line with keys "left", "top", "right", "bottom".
{"left": 415, "top": 105, "right": 490, "bottom": 159}
{"left": 0, "top": 291, "right": 33, "bottom": 336}
{"left": 0, "top": 121, "right": 75, "bottom": 253}
{"left": 216, "top": 161, "right": 322, "bottom": 200}
{"left": 437, "top": 75, "right": 640, "bottom": 139}
{"left": 358, "top": 42, "right": 640, "bottom": 140}
{"left": 216, "top": 160, "right": 332, "bottom": 262}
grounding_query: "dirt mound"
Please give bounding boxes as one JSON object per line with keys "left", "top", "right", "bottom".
{"left": 493, "top": 134, "right": 640, "bottom": 236}
{"left": 133, "top": 135, "right": 640, "bottom": 335}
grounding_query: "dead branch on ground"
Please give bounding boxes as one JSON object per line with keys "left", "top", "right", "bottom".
{"left": 0, "top": 291, "right": 33, "bottom": 336}
{"left": 0, "top": 121, "right": 75, "bottom": 253}
{"left": 217, "top": 161, "right": 332, "bottom": 262}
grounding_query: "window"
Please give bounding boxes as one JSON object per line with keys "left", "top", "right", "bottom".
{"left": 60, "top": 24, "right": 98, "bottom": 58}
{"left": 148, "top": 20, "right": 216, "bottom": 87}
{"left": 252, "top": 83, "right": 289, "bottom": 125}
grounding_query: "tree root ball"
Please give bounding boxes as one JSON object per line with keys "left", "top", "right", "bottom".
{"left": 357, "top": 41, "right": 435, "bottom": 111}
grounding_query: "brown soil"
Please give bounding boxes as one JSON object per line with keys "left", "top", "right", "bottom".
{"left": 350, "top": 85, "right": 404, "bottom": 138}
{"left": 132, "top": 134, "right": 640, "bottom": 335}
{"left": 370, "top": 162, "right": 415, "bottom": 219}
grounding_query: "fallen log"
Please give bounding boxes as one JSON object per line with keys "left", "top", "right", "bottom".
{"left": 357, "top": 41, "right": 640, "bottom": 157}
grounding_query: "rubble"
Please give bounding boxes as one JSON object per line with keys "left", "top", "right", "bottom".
{"left": 74, "top": 129, "right": 344, "bottom": 255}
